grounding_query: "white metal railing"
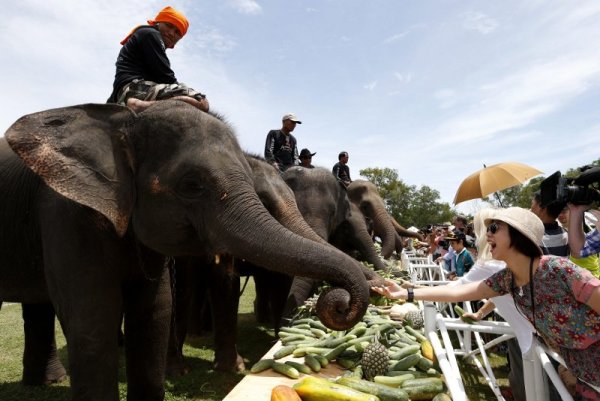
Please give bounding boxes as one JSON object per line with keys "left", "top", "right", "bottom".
{"left": 422, "top": 300, "right": 576, "bottom": 400}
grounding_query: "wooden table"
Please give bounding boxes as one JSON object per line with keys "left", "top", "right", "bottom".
{"left": 223, "top": 341, "right": 345, "bottom": 401}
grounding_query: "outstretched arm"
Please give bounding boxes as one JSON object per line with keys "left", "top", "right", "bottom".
{"left": 568, "top": 203, "right": 588, "bottom": 256}
{"left": 371, "top": 278, "right": 499, "bottom": 303}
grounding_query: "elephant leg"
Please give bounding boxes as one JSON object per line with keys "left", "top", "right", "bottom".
{"left": 124, "top": 255, "right": 172, "bottom": 401}
{"left": 208, "top": 255, "right": 244, "bottom": 372}
{"left": 269, "top": 272, "right": 293, "bottom": 331}
{"left": 22, "top": 302, "right": 67, "bottom": 385}
{"left": 252, "top": 266, "right": 272, "bottom": 324}
{"left": 166, "top": 259, "right": 195, "bottom": 376}
{"left": 282, "top": 276, "right": 320, "bottom": 324}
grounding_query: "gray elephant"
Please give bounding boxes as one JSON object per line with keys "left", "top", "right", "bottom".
{"left": 281, "top": 167, "right": 389, "bottom": 318}
{"left": 166, "top": 156, "right": 383, "bottom": 374}
{"left": 0, "top": 101, "right": 372, "bottom": 401}
{"left": 346, "top": 180, "right": 423, "bottom": 259}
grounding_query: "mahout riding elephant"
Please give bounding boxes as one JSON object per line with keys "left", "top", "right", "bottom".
{"left": 346, "top": 180, "right": 423, "bottom": 259}
{"left": 280, "top": 167, "right": 390, "bottom": 319}
{"left": 166, "top": 156, "right": 383, "bottom": 374}
{"left": 0, "top": 101, "right": 373, "bottom": 401}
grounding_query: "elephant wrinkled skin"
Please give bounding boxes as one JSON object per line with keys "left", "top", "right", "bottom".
{"left": 0, "top": 102, "right": 370, "bottom": 401}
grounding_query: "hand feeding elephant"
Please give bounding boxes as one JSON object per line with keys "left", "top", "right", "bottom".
{"left": 166, "top": 156, "right": 384, "bottom": 374}
{"left": 0, "top": 101, "right": 371, "bottom": 401}
{"left": 281, "top": 167, "right": 388, "bottom": 319}
{"left": 346, "top": 180, "right": 423, "bottom": 259}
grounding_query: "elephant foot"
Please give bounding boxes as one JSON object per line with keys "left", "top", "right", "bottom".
{"left": 214, "top": 353, "right": 245, "bottom": 373}
{"left": 23, "top": 361, "right": 67, "bottom": 386}
{"left": 166, "top": 357, "right": 191, "bottom": 377}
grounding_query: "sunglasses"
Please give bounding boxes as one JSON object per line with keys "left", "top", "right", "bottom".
{"left": 487, "top": 222, "right": 500, "bottom": 234}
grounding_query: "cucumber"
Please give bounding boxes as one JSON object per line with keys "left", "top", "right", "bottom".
{"left": 374, "top": 373, "right": 415, "bottom": 387}
{"left": 271, "top": 361, "right": 300, "bottom": 379}
{"left": 293, "top": 346, "right": 331, "bottom": 358}
{"left": 310, "top": 328, "right": 328, "bottom": 338}
{"left": 281, "top": 334, "right": 310, "bottom": 345}
{"left": 304, "top": 354, "right": 321, "bottom": 372}
{"left": 337, "top": 377, "right": 409, "bottom": 401}
{"left": 273, "top": 345, "right": 298, "bottom": 359}
{"left": 279, "top": 327, "right": 315, "bottom": 336}
{"left": 390, "top": 353, "right": 421, "bottom": 371}
{"left": 387, "top": 370, "right": 430, "bottom": 378}
{"left": 307, "top": 319, "right": 329, "bottom": 332}
{"left": 402, "top": 377, "right": 444, "bottom": 389}
{"left": 324, "top": 342, "right": 354, "bottom": 361}
{"left": 404, "top": 326, "right": 427, "bottom": 343}
{"left": 389, "top": 344, "right": 421, "bottom": 360}
{"left": 454, "top": 305, "right": 477, "bottom": 324}
{"left": 416, "top": 356, "right": 434, "bottom": 372}
{"left": 249, "top": 358, "right": 273, "bottom": 373}
{"left": 313, "top": 354, "right": 329, "bottom": 367}
{"left": 432, "top": 393, "right": 453, "bottom": 401}
{"left": 284, "top": 360, "right": 312, "bottom": 375}
{"left": 337, "top": 357, "right": 358, "bottom": 369}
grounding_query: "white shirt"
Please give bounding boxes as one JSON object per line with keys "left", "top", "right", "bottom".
{"left": 449, "top": 259, "right": 536, "bottom": 353}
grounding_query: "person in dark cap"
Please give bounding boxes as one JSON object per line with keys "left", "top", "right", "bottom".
{"left": 299, "top": 148, "right": 316, "bottom": 168}
{"left": 107, "top": 6, "right": 209, "bottom": 113}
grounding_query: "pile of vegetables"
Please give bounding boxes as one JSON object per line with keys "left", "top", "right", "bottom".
{"left": 252, "top": 303, "right": 452, "bottom": 400}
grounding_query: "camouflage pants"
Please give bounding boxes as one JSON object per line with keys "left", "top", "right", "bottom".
{"left": 116, "top": 79, "right": 206, "bottom": 105}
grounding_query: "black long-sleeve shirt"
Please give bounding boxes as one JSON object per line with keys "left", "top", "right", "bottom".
{"left": 108, "top": 26, "right": 177, "bottom": 103}
{"left": 332, "top": 162, "right": 351, "bottom": 185}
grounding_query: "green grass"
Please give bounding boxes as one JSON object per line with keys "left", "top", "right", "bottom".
{"left": 1, "top": 280, "right": 508, "bottom": 400}
{"left": 0, "top": 278, "right": 276, "bottom": 401}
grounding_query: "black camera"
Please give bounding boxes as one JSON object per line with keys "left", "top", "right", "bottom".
{"left": 540, "top": 165, "right": 600, "bottom": 207}
{"left": 421, "top": 224, "right": 433, "bottom": 234}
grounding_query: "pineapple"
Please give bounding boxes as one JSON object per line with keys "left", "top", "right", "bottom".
{"left": 404, "top": 310, "right": 424, "bottom": 329}
{"left": 360, "top": 335, "right": 389, "bottom": 380}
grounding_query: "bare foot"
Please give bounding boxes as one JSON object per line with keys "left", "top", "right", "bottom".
{"left": 171, "top": 96, "right": 210, "bottom": 112}
{"left": 126, "top": 98, "right": 155, "bottom": 113}
{"left": 126, "top": 97, "right": 210, "bottom": 113}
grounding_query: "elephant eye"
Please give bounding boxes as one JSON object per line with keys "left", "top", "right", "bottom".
{"left": 176, "top": 175, "right": 206, "bottom": 199}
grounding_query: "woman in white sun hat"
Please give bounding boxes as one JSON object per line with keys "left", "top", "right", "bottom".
{"left": 373, "top": 207, "right": 600, "bottom": 400}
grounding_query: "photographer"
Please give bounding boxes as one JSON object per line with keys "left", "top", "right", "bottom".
{"left": 568, "top": 204, "right": 600, "bottom": 258}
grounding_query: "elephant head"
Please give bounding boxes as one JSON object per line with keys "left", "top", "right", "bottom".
{"left": 5, "top": 102, "right": 369, "bottom": 330}
{"left": 346, "top": 180, "right": 423, "bottom": 259}
{"left": 283, "top": 167, "right": 387, "bottom": 274}
{"left": 347, "top": 180, "right": 398, "bottom": 259}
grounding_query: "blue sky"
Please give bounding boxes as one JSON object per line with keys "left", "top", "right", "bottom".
{"left": 1, "top": 0, "right": 598, "bottom": 215}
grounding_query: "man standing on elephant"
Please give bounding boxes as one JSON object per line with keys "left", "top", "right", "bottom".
{"left": 107, "top": 6, "right": 209, "bottom": 113}
{"left": 264, "top": 113, "right": 302, "bottom": 172}
{"left": 332, "top": 151, "right": 352, "bottom": 188}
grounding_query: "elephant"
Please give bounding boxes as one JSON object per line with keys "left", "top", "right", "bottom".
{"left": 280, "top": 167, "right": 389, "bottom": 317}
{"left": 346, "top": 180, "right": 423, "bottom": 259}
{"left": 0, "top": 101, "right": 373, "bottom": 401}
{"left": 166, "top": 156, "right": 384, "bottom": 374}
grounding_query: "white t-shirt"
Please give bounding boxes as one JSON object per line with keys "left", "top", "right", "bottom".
{"left": 449, "top": 260, "right": 535, "bottom": 353}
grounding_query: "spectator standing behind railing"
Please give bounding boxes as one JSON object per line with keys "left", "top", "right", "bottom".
{"left": 373, "top": 207, "right": 600, "bottom": 401}
{"left": 568, "top": 204, "right": 600, "bottom": 259}
{"left": 559, "top": 205, "right": 600, "bottom": 277}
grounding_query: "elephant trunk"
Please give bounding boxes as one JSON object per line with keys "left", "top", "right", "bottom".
{"left": 392, "top": 218, "right": 424, "bottom": 241}
{"left": 372, "top": 209, "right": 397, "bottom": 259}
{"left": 214, "top": 188, "right": 369, "bottom": 330}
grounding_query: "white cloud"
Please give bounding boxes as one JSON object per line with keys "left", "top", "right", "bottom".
{"left": 394, "top": 73, "right": 412, "bottom": 84}
{"left": 364, "top": 81, "right": 377, "bottom": 91}
{"left": 229, "top": 0, "right": 262, "bottom": 15}
{"left": 461, "top": 11, "right": 498, "bottom": 35}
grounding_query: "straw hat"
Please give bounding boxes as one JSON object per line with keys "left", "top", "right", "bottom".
{"left": 484, "top": 207, "right": 544, "bottom": 255}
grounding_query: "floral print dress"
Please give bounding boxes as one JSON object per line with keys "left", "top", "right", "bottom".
{"left": 485, "top": 255, "right": 600, "bottom": 397}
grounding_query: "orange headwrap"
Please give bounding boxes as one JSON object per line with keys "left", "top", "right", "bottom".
{"left": 120, "top": 6, "right": 189, "bottom": 45}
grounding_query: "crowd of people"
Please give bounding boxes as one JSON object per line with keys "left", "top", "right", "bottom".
{"left": 377, "top": 200, "right": 600, "bottom": 401}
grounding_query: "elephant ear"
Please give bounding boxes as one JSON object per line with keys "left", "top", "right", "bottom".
{"left": 5, "top": 103, "right": 136, "bottom": 237}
